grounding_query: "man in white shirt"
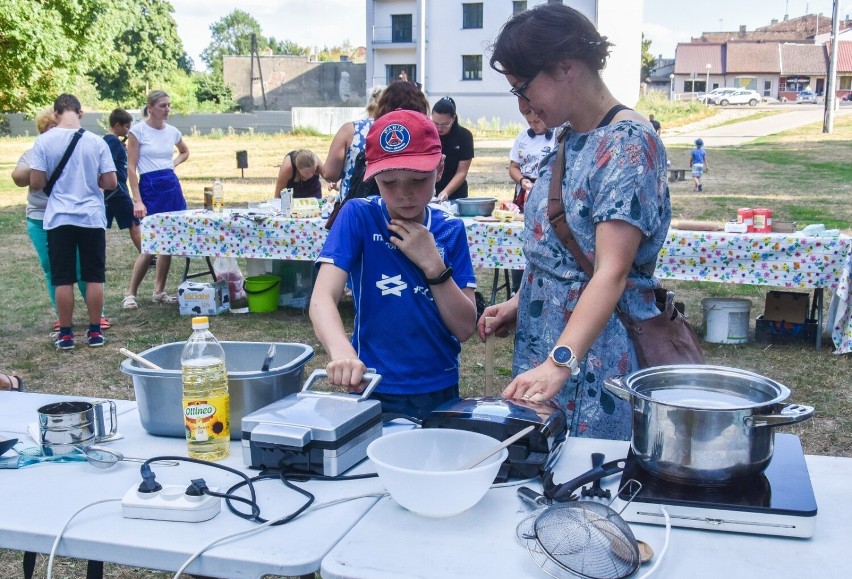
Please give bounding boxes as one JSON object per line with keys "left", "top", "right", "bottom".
{"left": 30, "top": 94, "right": 117, "bottom": 350}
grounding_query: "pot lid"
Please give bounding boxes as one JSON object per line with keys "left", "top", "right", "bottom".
{"left": 621, "top": 365, "right": 791, "bottom": 410}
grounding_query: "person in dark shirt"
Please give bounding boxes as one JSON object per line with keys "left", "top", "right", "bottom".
{"left": 274, "top": 149, "right": 324, "bottom": 199}
{"left": 431, "top": 97, "right": 474, "bottom": 201}
{"left": 649, "top": 114, "right": 661, "bottom": 134}
{"left": 103, "top": 108, "right": 140, "bottom": 252}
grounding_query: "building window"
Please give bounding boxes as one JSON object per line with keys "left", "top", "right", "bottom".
{"left": 386, "top": 64, "right": 416, "bottom": 85}
{"left": 839, "top": 76, "right": 852, "bottom": 90}
{"left": 683, "top": 80, "right": 707, "bottom": 93}
{"left": 462, "top": 3, "right": 483, "bottom": 29}
{"left": 462, "top": 55, "right": 482, "bottom": 81}
{"left": 512, "top": 1, "right": 527, "bottom": 15}
{"left": 391, "top": 14, "right": 412, "bottom": 43}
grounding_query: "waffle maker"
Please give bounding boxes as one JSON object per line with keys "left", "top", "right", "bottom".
{"left": 422, "top": 397, "right": 567, "bottom": 482}
{"left": 241, "top": 371, "right": 382, "bottom": 476}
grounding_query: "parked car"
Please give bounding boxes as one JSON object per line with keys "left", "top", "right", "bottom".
{"left": 796, "top": 90, "right": 817, "bottom": 104}
{"left": 716, "top": 89, "right": 762, "bottom": 106}
{"left": 843, "top": 92, "right": 852, "bottom": 101}
{"left": 699, "top": 88, "right": 736, "bottom": 105}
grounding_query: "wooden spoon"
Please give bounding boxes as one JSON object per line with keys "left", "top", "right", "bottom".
{"left": 119, "top": 348, "right": 163, "bottom": 370}
{"left": 637, "top": 540, "right": 654, "bottom": 563}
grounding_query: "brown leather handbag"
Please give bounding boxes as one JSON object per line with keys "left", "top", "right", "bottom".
{"left": 546, "top": 134, "right": 704, "bottom": 368}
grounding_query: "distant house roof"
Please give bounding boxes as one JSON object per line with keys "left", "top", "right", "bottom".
{"left": 726, "top": 42, "right": 781, "bottom": 73}
{"left": 830, "top": 41, "right": 852, "bottom": 72}
{"left": 694, "top": 14, "right": 852, "bottom": 45}
{"left": 780, "top": 44, "right": 827, "bottom": 75}
{"left": 673, "top": 44, "right": 724, "bottom": 75}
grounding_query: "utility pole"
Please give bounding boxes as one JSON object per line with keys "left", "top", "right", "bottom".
{"left": 823, "top": 0, "right": 840, "bottom": 133}
{"left": 249, "top": 33, "right": 268, "bottom": 112}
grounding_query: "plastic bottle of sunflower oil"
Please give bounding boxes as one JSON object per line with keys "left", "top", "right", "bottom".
{"left": 180, "top": 316, "right": 230, "bottom": 460}
{"left": 212, "top": 179, "right": 224, "bottom": 213}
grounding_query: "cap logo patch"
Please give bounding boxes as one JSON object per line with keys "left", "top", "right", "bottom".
{"left": 379, "top": 123, "right": 410, "bottom": 153}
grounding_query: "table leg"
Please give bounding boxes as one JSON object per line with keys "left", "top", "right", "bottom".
{"left": 23, "top": 551, "right": 36, "bottom": 579}
{"left": 813, "top": 288, "right": 824, "bottom": 351}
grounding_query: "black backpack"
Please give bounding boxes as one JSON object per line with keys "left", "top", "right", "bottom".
{"left": 325, "top": 150, "right": 380, "bottom": 229}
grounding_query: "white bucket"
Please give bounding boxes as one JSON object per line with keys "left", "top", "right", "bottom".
{"left": 702, "top": 298, "right": 751, "bottom": 344}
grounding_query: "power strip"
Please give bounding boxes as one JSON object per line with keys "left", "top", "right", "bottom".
{"left": 121, "top": 484, "right": 221, "bottom": 522}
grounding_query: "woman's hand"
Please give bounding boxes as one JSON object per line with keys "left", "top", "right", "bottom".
{"left": 326, "top": 357, "right": 368, "bottom": 392}
{"left": 503, "top": 362, "right": 572, "bottom": 404}
{"left": 132, "top": 199, "right": 147, "bottom": 220}
{"left": 436, "top": 191, "right": 449, "bottom": 203}
{"left": 477, "top": 296, "right": 518, "bottom": 340}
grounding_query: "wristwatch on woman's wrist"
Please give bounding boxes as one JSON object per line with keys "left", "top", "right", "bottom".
{"left": 549, "top": 345, "right": 580, "bottom": 375}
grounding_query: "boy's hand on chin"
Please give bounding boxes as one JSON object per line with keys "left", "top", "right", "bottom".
{"left": 388, "top": 220, "right": 443, "bottom": 273}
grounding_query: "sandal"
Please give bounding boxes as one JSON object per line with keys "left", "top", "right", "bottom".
{"left": 100, "top": 316, "right": 111, "bottom": 330}
{"left": 151, "top": 291, "right": 178, "bottom": 304}
{"left": 1, "top": 374, "right": 24, "bottom": 392}
{"left": 122, "top": 295, "right": 139, "bottom": 310}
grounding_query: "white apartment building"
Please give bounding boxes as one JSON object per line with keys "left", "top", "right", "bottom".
{"left": 366, "top": 0, "right": 643, "bottom": 126}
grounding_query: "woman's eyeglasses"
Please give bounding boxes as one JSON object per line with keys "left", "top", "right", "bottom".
{"left": 433, "top": 120, "right": 453, "bottom": 129}
{"left": 510, "top": 71, "right": 540, "bottom": 102}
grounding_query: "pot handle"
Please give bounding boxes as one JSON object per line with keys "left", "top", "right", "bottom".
{"left": 603, "top": 376, "right": 631, "bottom": 401}
{"left": 744, "top": 404, "right": 814, "bottom": 428}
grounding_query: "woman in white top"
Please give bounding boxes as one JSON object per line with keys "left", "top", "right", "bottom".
{"left": 123, "top": 90, "right": 189, "bottom": 309}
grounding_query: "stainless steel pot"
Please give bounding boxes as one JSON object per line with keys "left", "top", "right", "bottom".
{"left": 604, "top": 365, "right": 813, "bottom": 485}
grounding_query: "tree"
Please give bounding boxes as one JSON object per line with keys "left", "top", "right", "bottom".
{"left": 0, "top": 0, "right": 124, "bottom": 112}
{"left": 89, "top": 0, "right": 191, "bottom": 104}
{"left": 641, "top": 33, "right": 656, "bottom": 83}
{"left": 200, "top": 10, "right": 308, "bottom": 74}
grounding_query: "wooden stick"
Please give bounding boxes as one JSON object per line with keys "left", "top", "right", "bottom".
{"left": 119, "top": 348, "right": 163, "bottom": 370}
{"left": 459, "top": 425, "right": 536, "bottom": 470}
{"left": 484, "top": 316, "right": 496, "bottom": 397}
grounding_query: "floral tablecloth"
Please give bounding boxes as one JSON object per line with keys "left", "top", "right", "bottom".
{"left": 142, "top": 211, "right": 852, "bottom": 353}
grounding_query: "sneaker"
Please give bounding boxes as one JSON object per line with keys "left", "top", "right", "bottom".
{"left": 55, "top": 333, "right": 75, "bottom": 350}
{"left": 87, "top": 330, "right": 105, "bottom": 348}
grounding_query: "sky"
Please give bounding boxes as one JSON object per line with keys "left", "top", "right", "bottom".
{"left": 172, "top": 0, "right": 840, "bottom": 70}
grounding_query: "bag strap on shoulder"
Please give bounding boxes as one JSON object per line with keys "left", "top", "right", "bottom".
{"left": 44, "top": 128, "right": 85, "bottom": 196}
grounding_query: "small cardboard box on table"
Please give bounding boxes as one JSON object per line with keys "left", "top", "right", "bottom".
{"left": 755, "top": 291, "right": 817, "bottom": 345}
{"left": 178, "top": 281, "right": 230, "bottom": 316}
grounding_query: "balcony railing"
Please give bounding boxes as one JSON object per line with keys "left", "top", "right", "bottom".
{"left": 372, "top": 26, "right": 416, "bottom": 44}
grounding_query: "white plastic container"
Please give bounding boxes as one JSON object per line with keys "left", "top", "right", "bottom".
{"left": 702, "top": 298, "right": 752, "bottom": 344}
{"left": 367, "top": 429, "right": 507, "bottom": 518}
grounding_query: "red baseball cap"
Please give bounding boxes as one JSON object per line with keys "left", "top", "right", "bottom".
{"left": 364, "top": 109, "right": 442, "bottom": 180}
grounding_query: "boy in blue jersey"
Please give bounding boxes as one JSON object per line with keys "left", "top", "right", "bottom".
{"left": 310, "top": 109, "right": 478, "bottom": 419}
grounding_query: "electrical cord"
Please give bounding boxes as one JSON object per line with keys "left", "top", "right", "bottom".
{"left": 140, "top": 456, "right": 261, "bottom": 521}
{"left": 46, "top": 497, "right": 122, "bottom": 579}
{"left": 637, "top": 506, "right": 671, "bottom": 579}
{"left": 171, "top": 490, "right": 388, "bottom": 579}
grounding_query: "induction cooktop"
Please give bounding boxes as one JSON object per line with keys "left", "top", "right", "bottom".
{"left": 611, "top": 433, "right": 817, "bottom": 538}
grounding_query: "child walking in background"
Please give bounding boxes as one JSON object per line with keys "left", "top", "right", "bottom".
{"left": 104, "top": 108, "right": 141, "bottom": 252}
{"left": 29, "top": 94, "right": 117, "bottom": 350}
{"left": 690, "top": 138, "right": 708, "bottom": 192}
{"left": 309, "top": 109, "right": 478, "bottom": 419}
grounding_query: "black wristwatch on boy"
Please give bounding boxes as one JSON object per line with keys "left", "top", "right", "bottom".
{"left": 425, "top": 263, "right": 454, "bottom": 285}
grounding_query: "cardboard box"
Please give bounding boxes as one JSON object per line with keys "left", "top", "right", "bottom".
{"left": 178, "top": 281, "right": 230, "bottom": 316}
{"left": 771, "top": 221, "right": 797, "bottom": 233}
{"left": 763, "top": 291, "right": 809, "bottom": 324}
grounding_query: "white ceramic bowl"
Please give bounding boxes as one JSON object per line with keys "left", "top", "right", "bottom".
{"left": 367, "top": 428, "right": 508, "bottom": 517}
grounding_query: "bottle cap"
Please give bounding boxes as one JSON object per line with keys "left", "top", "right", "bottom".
{"left": 191, "top": 316, "right": 209, "bottom": 329}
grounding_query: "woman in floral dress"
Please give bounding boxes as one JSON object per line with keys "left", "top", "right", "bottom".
{"left": 479, "top": 3, "right": 671, "bottom": 440}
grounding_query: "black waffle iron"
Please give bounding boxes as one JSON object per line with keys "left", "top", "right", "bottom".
{"left": 422, "top": 397, "right": 567, "bottom": 482}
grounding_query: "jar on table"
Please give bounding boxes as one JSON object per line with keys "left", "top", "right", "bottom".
{"left": 737, "top": 208, "right": 754, "bottom": 232}
{"left": 753, "top": 208, "right": 773, "bottom": 233}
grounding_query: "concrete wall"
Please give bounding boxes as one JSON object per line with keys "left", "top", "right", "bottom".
{"left": 4, "top": 112, "right": 293, "bottom": 137}
{"left": 223, "top": 56, "right": 367, "bottom": 112}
